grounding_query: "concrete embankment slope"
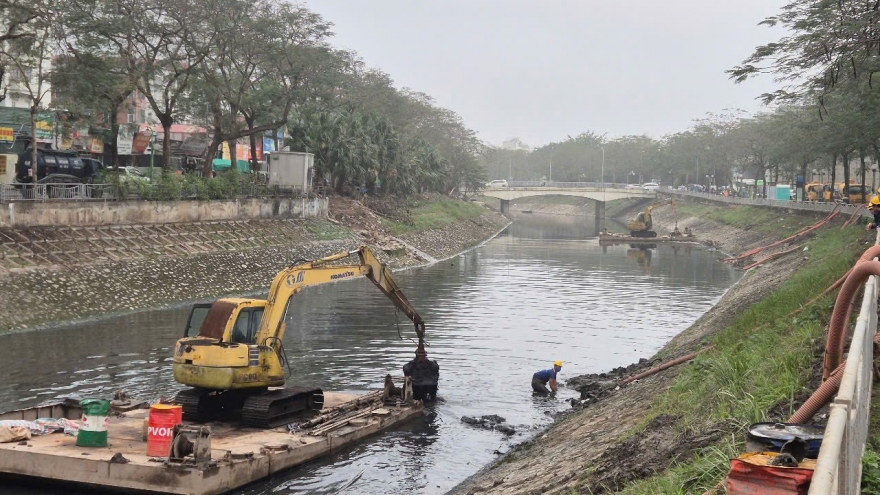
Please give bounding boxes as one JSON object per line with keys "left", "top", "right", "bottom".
{"left": 449, "top": 201, "right": 868, "bottom": 495}
{"left": 0, "top": 195, "right": 507, "bottom": 333}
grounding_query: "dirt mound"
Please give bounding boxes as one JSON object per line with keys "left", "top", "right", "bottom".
{"left": 583, "top": 414, "right": 725, "bottom": 494}
{"left": 328, "top": 195, "right": 406, "bottom": 252}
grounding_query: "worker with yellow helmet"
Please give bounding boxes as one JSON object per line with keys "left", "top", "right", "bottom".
{"left": 531, "top": 360, "right": 563, "bottom": 394}
{"left": 867, "top": 196, "right": 880, "bottom": 231}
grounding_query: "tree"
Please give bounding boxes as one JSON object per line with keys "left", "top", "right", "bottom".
{"left": 0, "top": 0, "right": 56, "bottom": 182}
{"left": 195, "top": 0, "right": 332, "bottom": 176}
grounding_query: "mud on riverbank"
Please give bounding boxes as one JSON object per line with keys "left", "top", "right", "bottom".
{"left": 449, "top": 202, "right": 840, "bottom": 495}
{"left": 0, "top": 195, "right": 508, "bottom": 333}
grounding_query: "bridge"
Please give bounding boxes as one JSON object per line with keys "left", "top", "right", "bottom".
{"left": 481, "top": 181, "right": 657, "bottom": 230}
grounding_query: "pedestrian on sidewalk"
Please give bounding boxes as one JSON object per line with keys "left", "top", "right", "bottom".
{"left": 532, "top": 361, "right": 562, "bottom": 394}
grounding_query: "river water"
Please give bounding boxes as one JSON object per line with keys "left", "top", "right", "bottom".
{"left": 0, "top": 213, "right": 741, "bottom": 494}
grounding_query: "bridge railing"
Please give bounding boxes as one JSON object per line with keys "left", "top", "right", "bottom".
{"left": 506, "top": 181, "right": 642, "bottom": 189}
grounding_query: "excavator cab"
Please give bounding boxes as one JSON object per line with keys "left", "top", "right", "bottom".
{"left": 183, "top": 303, "right": 211, "bottom": 338}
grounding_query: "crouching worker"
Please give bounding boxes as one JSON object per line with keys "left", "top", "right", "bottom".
{"left": 532, "top": 361, "right": 562, "bottom": 394}
{"left": 403, "top": 347, "right": 439, "bottom": 401}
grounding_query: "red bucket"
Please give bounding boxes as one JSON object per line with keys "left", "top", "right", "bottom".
{"left": 146, "top": 404, "right": 182, "bottom": 457}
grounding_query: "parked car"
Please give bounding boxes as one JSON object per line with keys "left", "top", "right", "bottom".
{"left": 485, "top": 179, "right": 508, "bottom": 189}
{"left": 106, "top": 166, "right": 151, "bottom": 183}
{"left": 642, "top": 182, "right": 660, "bottom": 191}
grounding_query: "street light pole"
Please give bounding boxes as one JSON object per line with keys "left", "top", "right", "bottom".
{"left": 146, "top": 126, "right": 155, "bottom": 181}
{"left": 873, "top": 166, "right": 877, "bottom": 194}
{"left": 600, "top": 146, "right": 605, "bottom": 190}
{"left": 549, "top": 158, "right": 552, "bottom": 182}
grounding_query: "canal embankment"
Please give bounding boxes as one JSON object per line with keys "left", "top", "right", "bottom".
{"left": 450, "top": 199, "right": 874, "bottom": 495}
{"left": 0, "top": 194, "right": 508, "bottom": 334}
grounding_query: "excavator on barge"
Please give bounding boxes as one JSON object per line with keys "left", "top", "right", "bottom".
{"left": 625, "top": 198, "right": 674, "bottom": 238}
{"left": 172, "top": 245, "right": 429, "bottom": 428}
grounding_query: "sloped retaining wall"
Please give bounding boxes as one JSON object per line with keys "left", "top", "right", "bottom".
{"left": 0, "top": 197, "right": 328, "bottom": 227}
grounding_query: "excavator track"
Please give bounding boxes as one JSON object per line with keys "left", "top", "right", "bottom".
{"left": 241, "top": 386, "right": 324, "bottom": 428}
{"left": 175, "top": 389, "right": 210, "bottom": 423}
{"left": 174, "top": 388, "right": 258, "bottom": 424}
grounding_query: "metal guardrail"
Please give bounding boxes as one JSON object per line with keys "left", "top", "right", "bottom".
{"left": 0, "top": 182, "right": 324, "bottom": 202}
{"left": 808, "top": 244, "right": 877, "bottom": 495}
{"left": 663, "top": 188, "right": 872, "bottom": 218}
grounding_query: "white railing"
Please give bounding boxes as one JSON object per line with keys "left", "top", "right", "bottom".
{"left": 665, "top": 188, "right": 870, "bottom": 217}
{"left": 808, "top": 250, "right": 877, "bottom": 494}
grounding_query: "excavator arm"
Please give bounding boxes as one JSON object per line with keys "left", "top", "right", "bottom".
{"left": 255, "top": 245, "right": 426, "bottom": 352}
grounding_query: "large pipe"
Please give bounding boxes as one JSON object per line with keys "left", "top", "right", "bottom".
{"left": 822, "top": 245, "right": 880, "bottom": 379}
{"left": 618, "top": 346, "right": 713, "bottom": 386}
{"left": 788, "top": 361, "right": 845, "bottom": 424}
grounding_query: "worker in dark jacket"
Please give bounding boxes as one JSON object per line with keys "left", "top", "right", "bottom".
{"left": 403, "top": 348, "right": 439, "bottom": 401}
{"left": 867, "top": 196, "right": 880, "bottom": 230}
{"left": 532, "top": 361, "right": 562, "bottom": 394}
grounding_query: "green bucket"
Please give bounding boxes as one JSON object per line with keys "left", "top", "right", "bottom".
{"left": 76, "top": 399, "right": 110, "bottom": 447}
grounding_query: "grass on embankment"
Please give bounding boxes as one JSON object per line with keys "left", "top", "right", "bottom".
{"left": 605, "top": 207, "right": 870, "bottom": 494}
{"left": 676, "top": 202, "right": 810, "bottom": 238}
{"left": 381, "top": 197, "right": 487, "bottom": 235}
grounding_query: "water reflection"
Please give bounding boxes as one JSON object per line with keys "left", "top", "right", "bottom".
{"left": 0, "top": 213, "right": 740, "bottom": 495}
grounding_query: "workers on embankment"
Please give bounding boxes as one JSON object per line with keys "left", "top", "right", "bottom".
{"left": 531, "top": 361, "right": 562, "bottom": 394}
{"left": 866, "top": 196, "right": 880, "bottom": 231}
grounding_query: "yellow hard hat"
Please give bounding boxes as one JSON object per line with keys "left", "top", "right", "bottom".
{"left": 554, "top": 360, "right": 563, "bottom": 367}
{"left": 871, "top": 196, "right": 880, "bottom": 206}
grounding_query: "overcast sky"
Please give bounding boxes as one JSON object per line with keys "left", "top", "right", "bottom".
{"left": 304, "top": 1, "right": 789, "bottom": 148}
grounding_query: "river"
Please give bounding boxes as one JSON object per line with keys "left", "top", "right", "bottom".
{"left": 0, "top": 213, "right": 741, "bottom": 494}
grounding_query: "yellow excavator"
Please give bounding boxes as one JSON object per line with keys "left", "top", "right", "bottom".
{"left": 626, "top": 198, "right": 674, "bottom": 237}
{"left": 172, "top": 245, "right": 427, "bottom": 428}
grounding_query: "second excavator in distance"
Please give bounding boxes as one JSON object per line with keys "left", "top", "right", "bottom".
{"left": 626, "top": 198, "right": 674, "bottom": 237}
{"left": 171, "top": 245, "right": 431, "bottom": 428}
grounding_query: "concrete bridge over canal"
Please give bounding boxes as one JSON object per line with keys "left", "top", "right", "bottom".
{"left": 481, "top": 181, "right": 657, "bottom": 230}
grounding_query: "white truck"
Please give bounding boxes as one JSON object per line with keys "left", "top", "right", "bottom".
{"left": 265, "top": 151, "right": 315, "bottom": 193}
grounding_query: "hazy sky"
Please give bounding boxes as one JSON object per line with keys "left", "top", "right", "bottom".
{"left": 304, "top": 1, "right": 789, "bottom": 148}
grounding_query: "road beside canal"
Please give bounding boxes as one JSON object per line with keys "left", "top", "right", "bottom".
{"left": 450, "top": 201, "right": 872, "bottom": 495}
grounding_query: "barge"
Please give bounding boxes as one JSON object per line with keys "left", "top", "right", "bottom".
{"left": 0, "top": 389, "right": 422, "bottom": 495}
{"left": 598, "top": 232, "right": 698, "bottom": 244}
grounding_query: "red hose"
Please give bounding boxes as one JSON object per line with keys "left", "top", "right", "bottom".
{"left": 822, "top": 246, "right": 880, "bottom": 379}
{"left": 787, "top": 361, "right": 845, "bottom": 423}
{"left": 618, "top": 346, "right": 713, "bottom": 386}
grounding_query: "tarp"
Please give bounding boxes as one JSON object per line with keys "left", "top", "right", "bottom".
{"left": 212, "top": 158, "right": 250, "bottom": 172}
{"left": 727, "top": 453, "right": 814, "bottom": 495}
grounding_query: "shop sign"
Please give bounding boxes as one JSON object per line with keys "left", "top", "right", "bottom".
{"left": 117, "top": 125, "right": 135, "bottom": 155}
{"left": 35, "top": 112, "right": 53, "bottom": 141}
{"left": 132, "top": 132, "right": 152, "bottom": 154}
